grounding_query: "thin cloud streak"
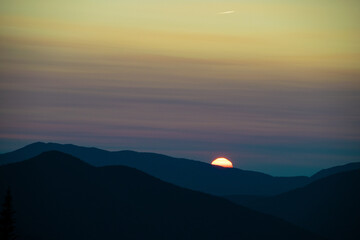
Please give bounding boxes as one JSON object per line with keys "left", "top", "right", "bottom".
{"left": 217, "top": 10, "right": 235, "bottom": 15}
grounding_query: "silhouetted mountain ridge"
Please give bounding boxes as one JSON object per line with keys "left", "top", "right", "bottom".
{"left": 311, "top": 162, "right": 360, "bottom": 181}
{"left": 0, "top": 151, "right": 321, "bottom": 240}
{"left": 225, "top": 169, "right": 360, "bottom": 240}
{"left": 0, "top": 142, "right": 310, "bottom": 196}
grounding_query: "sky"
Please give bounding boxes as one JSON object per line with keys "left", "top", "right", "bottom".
{"left": 0, "top": 0, "right": 359, "bottom": 176}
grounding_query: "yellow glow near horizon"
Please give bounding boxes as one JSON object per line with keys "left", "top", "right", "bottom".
{"left": 211, "top": 158, "right": 233, "bottom": 168}
{"left": 0, "top": 0, "right": 359, "bottom": 73}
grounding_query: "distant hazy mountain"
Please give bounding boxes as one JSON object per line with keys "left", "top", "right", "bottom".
{"left": 311, "top": 162, "right": 360, "bottom": 181}
{"left": 0, "top": 142, "right": 310, "bottom": 196}
{"left": 225, "top": 170, "right": 360, "bottom": 240}
{"left": 0, "top": 151, "right": 321, "bottom": 240}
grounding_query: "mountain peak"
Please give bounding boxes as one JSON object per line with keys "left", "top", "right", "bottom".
{"left": 311, "top": 162, "right": 360, "bottom": 181}
{"left": 37, "top": 150, "right": 77, "bottom": 158}
{"left": 22, "top": 150, "right": 93, "bottom": 170}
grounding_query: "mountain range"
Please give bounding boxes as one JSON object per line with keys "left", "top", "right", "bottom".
{"left": 0, "top": 142, "right": 323, "bottom": 196}
{"left": 225, "top": 169, "right": 360, "bottom": 240}
{"left": 0, "top": 151, "right": 322, "bottom": 240}
{"left": 2, "top": 142, "right": 360, "bottom": 197}
{"left": 1, "top": 143, "right": 359, "bottom": 239}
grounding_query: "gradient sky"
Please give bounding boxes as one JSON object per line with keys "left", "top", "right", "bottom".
{"left": 1, "top": 0, "right": 360, "bottom": 176}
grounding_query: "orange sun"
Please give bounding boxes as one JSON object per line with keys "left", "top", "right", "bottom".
{"left": 211, "top": 157, "right": 233, "bottom": 168}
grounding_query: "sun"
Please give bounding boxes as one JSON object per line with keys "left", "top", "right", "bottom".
{"left": 211, "top": 157, "right": 233, "bottom": 168}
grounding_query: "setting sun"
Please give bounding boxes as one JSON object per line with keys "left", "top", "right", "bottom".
{"left": 211, "top": 158, "right": 233, "bottom": 168}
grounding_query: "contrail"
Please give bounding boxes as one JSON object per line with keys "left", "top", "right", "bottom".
{"left": 218, "top": 10, "right": 235, "bottom": 15}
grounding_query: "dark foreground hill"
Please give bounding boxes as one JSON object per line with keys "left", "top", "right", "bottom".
{"left": 225, "top": 170, "right": 360, "bottom": 240}
{"left": 0, "top": 142, "right": 310, "bottom": 196}
{"left": 0, "top": 151, "right": 322, "bottom": 240}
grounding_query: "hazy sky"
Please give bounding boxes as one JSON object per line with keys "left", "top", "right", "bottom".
{"left": 1, "top": 0, "right": 359, "bottom": 176}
